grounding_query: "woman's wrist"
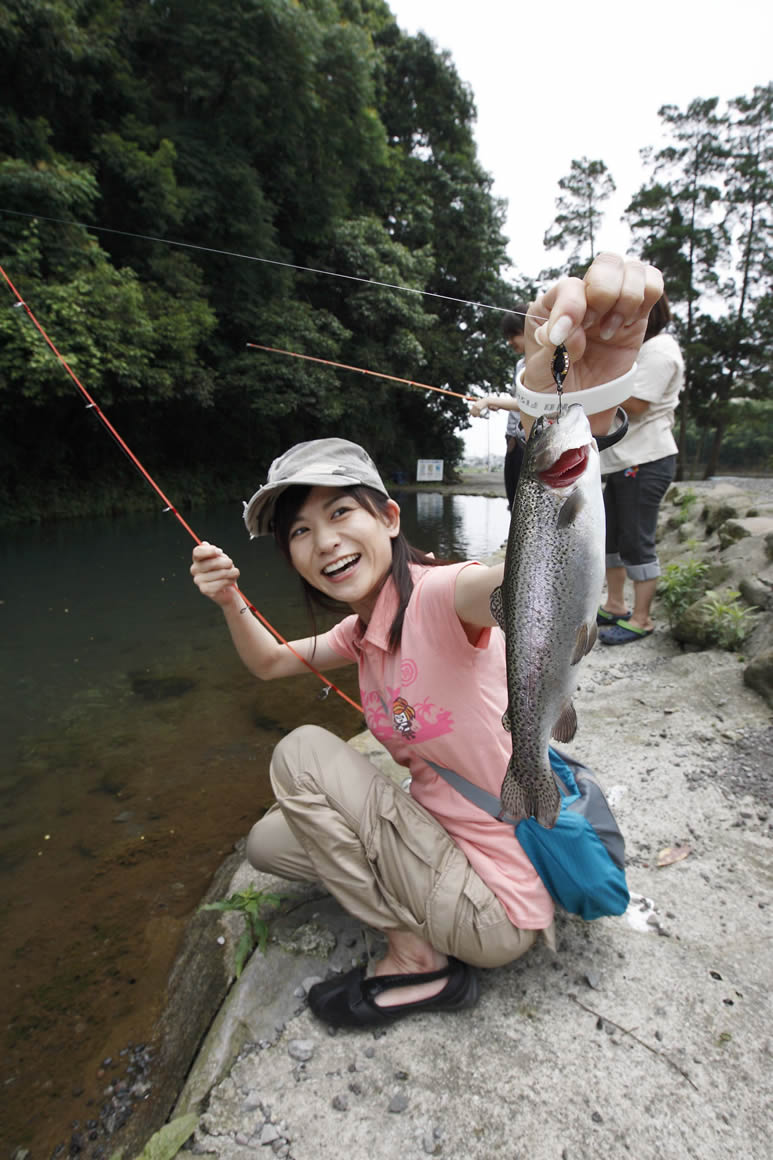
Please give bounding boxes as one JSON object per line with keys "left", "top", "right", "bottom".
{"left": 218, "top": 586, "right": 247, "bottom": 615}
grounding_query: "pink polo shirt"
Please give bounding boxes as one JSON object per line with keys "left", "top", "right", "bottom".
{"left": 324, "top": 561, "right": 554, "bottom": 930}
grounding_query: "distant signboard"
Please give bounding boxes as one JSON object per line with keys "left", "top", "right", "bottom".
{"left": 416, "top": 459, "right": 444, "bottom": 482}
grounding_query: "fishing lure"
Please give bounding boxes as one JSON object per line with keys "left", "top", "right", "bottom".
{"left": 551, "top": 343, "right": 570, "bottom": 416}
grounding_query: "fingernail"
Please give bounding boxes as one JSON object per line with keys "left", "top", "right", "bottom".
{"left": 582, "top": 309, "right": 598, "bottom": 329}
{"left": 533, "top": 323, "right": 549, "bottom": 347}
{"left": 600, "top": 313, "right": 624, "bottom": 340}
{"left": 548, "top": 314, "right": 573, "bottom": 346}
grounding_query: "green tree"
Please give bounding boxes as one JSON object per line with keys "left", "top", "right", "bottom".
{"left": 375, "top": 27, "right": 519, "bottom": 452}
{"left": 542, "top": 157, "right": 616, "bottom": 278}
{"left": 0, "top": 0, "right": 521, "bottom": 517}
{"left": 0, "top": 0, "right": 218, "bottom": 508}
{"left": 624, "top": 98, "right": 729, "bottom": 477}
{"left": 702, "top": 83, "right": 773, "bottom": 476}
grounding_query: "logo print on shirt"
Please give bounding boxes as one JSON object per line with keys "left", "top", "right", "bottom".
{"left": 392, "top": 696, "right": 417, "bottom": 739}
{"left": 364, "top": 686, "right": 454, "bottom": 744}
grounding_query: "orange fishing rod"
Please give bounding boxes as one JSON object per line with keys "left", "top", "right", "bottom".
{"left": 0, "top": 264, "right": 364, "bottom": 715}
{"left": 247, "top": 343, "right": 478, "bottom": 402}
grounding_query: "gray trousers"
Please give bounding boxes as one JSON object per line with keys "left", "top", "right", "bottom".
{"left": 604, "top": 453, "right": 678, "bottom": 581}
{"left": 246, "top": 725, "right": 539, "bottom": 968}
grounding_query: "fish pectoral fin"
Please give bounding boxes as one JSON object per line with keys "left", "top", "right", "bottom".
{"left": 501, "top": 708, "right": 511, "bottom": 732}
{"left": 490, "top": 585, "right": 506, "bottom": 631}
{"left": 556, "top": 489, "right": 585, "bottom": 529}
{"left": 570, "top": 620, "right": 598, "bottom": 664}
{"left": 551, "top": 701, "right": 578, "bottom": 742}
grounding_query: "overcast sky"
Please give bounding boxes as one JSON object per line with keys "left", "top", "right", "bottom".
{"left": 386, "top": 0, "right": 772, "bottom": 459}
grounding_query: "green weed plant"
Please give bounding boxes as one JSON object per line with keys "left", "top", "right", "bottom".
{"left": 700, "top": 590, "right": 759, "bottom": 651}
{"left": 201, "top": 885, "right": 282, "bottom": 977}
{"left": 658, "top": 559, "right": 710, "bottom": 625}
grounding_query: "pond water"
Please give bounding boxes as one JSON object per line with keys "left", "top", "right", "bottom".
{"left": 0, "top": 491, "right": 511, "bottom": 1156}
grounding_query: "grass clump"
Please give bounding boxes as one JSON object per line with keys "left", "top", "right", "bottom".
{"left": 658, "top": 559, "right": 710, "bottom": 626}
{"left": 201, "top": 884, "right": 282, "bottom": 977}
{"left": 700, "top": 590, "right": 759, "bottom": 651}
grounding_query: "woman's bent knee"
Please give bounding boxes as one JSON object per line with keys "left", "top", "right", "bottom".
{"left": 245, "top": 805, "right": 313, "bottom": 880}
{"left": 270, "top": 724, "right": 335, "bottom": 795}
{"left": 245, "top": 813, "right": 278, "bottom": 872}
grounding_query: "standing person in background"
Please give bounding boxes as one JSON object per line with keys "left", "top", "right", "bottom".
{"left": 501, "top": 309, "right": 528, "bottom": 509}
{"left": 470, "top": 308, "right": 528, "bottom": 509}
{"left": 596, "top": 291, "right": 684, "bottom": 645}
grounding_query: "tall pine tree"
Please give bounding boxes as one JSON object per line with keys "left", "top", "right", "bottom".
{"left": 624, "top": 98, "right": 728, "bottom": 476}
{"left": 542, "top": 157, "right": 616, "bottom": 279}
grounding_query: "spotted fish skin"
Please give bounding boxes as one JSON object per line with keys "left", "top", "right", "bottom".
{"left": 490, "top": 404, "right": 605, "bottom": 828}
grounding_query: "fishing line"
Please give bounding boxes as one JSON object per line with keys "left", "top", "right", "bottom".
{"left": 0, "top": 207, "right": 548, "bottom": 322}
{"left": 0, "top": 264, "right": 365, "bottom": 715}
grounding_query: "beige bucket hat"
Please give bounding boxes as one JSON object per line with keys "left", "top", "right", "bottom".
{"left": 243, "top": 438, "right": 390, "bottom": 537}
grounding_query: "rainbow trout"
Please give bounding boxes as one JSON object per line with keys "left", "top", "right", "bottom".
{"left": 490, "top": 403, "right": 605, "bottom": 828}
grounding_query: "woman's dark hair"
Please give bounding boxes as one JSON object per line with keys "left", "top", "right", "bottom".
{"left": 644, "top": 291, "right": 672, "bottom": 342}
{"left": 272, "top": 484, "right": 448, "bottom": 652}
{"left": 501, "top": 307, "right": 527, "bottom": 340}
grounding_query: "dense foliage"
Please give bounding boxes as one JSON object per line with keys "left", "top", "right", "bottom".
{"left": 625, "top": 87, "right": 773, "bottom": 477}
{"left": 0, "top": 0, "right": 524, "bottom": 522}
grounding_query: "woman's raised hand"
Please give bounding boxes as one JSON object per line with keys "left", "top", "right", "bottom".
{"left": 524, "top": 254, "right": 663, "bottom": 395}
{"left": 191, "top": 542, "right": 241, "bottom": 606}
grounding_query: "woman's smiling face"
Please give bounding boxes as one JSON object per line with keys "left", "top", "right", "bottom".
{"left": 287, "top": 485, "right": 401, "bottom": 619}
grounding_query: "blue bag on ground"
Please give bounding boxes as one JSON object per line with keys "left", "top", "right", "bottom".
{"left": 427, "top": 749, "right": 629, "bottom": 921}
{"left": 515, "top": 748, "right": 630, "bottom": 920}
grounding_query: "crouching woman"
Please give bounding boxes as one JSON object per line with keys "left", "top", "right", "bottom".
{"left": 190, "top": 255, "right": 662, "bottom": 1026}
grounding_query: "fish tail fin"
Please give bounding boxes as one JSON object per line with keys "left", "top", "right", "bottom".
{"left": 500, "top": 757, "right": 561, "bottom": 829}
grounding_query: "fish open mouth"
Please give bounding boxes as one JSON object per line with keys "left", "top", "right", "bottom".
{"left": 539, "top": 444, "right": 590, "bottom": 489}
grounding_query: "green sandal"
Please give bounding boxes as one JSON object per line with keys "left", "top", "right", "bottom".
{"left": 596, "top": 606, "right": 631, "bottom": 627}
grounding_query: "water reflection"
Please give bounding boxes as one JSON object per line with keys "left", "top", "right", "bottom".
{"left": 0, "top": 490, "right": 509, "bottom": 1153}
{"left": 400, "top": 490, "right": 510, "bottom": 561}
{"left": 415, "top": 491, "right": 444, "bottom": 521}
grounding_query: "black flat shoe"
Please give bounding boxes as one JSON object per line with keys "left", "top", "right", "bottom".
{"left": 307, "top": 956, "right": 479, "bottom": 1027}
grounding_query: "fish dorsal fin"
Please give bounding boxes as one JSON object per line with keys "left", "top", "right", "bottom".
{"left": 557, "top": 489, "right": 585, "bottom": 529}
{"left": 551, "top": 700, "right": 578, "bottom": 742}
{"left": 501, "top": 707, "right": 511, "bottom": 733}
{"left": 490, "top": 584, "right": 506, "bottom": 631}
{"left": 570, "top": 620, "right": 598, "bottom": 664}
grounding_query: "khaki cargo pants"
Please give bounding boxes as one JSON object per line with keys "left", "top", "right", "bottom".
{"left": 246, "top": 724, "right": 538, "bottom": 968}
